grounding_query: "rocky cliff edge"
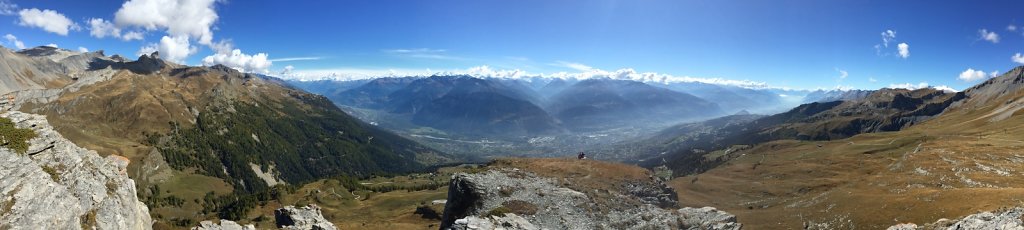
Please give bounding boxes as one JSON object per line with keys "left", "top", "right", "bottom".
{"left": 0, "top": 111, "right": 151, "bottom": 229}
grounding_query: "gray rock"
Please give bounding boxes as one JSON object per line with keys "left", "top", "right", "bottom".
{"left": 450, "top": 213, "right": 538, "bottom": 230}
{"left": 0, "top": 111, "right": 152, "bottom": 229}
{"left": 191, "top": 219, "right": 255, "bottom": 230}
{"left": 274, "top": 205, "right": 337, "bottom": 230}
{"left": 439, "top": 169, "right": 742, "bottom": 230}
{"left": 887, "top": 207, "right": 1024, "bottom": 230}
{"left": 678, "top": 207, "right": 742, "bottom": 230}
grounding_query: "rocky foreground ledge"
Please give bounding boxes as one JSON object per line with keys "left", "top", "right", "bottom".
{"left": 0, "top": 112, "right": 151, "bottom": 229}
{"left": 887, "top": 207, "right": 1024, "bottom": 230}
{"left": 439, "top": 158, "right": 741, "bottom": 230}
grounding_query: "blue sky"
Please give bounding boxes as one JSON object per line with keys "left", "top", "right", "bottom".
{"left": 2, "top": 0, "right": 1024, "bottom": 90}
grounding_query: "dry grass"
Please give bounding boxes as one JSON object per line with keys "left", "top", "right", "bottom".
{"left": 670, "top": 92, "right": 1024, "bottom": 229}
{"left": 490, "top": 157, "right": 652, "bottom": 190}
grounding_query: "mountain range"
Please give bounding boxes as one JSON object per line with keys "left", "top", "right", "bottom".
{"left": 0, "top": 45, "right": 451, "bottom": 225}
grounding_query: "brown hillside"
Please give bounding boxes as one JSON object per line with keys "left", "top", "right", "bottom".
{"left": 669, "top": 68, "right": 1024, "bottom": 229}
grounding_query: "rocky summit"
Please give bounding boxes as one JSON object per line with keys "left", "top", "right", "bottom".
{"left": 439, "top": 158, "right": 741, "bottom": 230}
{"left": 0, "top": 111, "right": 151, "bottom": 229}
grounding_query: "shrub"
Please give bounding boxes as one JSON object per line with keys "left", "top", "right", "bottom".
{"left": 0, "top": 117, "right": 36, "bottom": 154}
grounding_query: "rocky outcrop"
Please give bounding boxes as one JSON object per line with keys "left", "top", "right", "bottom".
{"left": 0, "top": 111, "right": 151, "bottom": 229}
{"left": 274, "top": 205, "right": 337, "bottom": 230}
{"left": 887, "top": 207, "right": 1024, "bottom": 230}
{"left": 192, "top": 219, "right": 256, "bottom": 230}
{"left": 439, "top": 169, "right": 741, "bottom": 230}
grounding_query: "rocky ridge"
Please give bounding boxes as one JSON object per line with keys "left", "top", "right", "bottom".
{"left": 274, "top": 205, "right": 338, "bottom": 230}
{"left": 0, "top": 111, "right": 151, "bottom": 229}
{"left": 439, "top": 163, "right": 741, "bottom": 230}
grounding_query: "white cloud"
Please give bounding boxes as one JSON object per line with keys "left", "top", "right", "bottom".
{"left": 78, "top": 46, "right": 88, "bottom": 52}
{"left": 1013, "top": 53, "right": 1024, "bottom": 65}
{"left": 88, "top": 18, "right": 120, "bottom": 38}
{"left": 137, "top": 35, "right": 197, "bottom": 64}
{"left": 897, "top": 43, "right": 910, "bottom": 59}
{"left": 88, "top": 18, "right": 145, "bottom": 41}
{"left": 868, "top": 77, "right": 878, "bottom": 83}
{"left": 280, "top": 65, "right": 294, "bottom": 75}
{"left": 881, "top": 30, "right": 896, "bottom": 47}
{"left": 876, "top": 30, "right": 908, "bottom": 58}
{"left": 17, "top": 8, "right": 80, "bottom": 36}
{"left": 958, "top": 68, "right": 998, "bottom": 82}
{"left": 3, "top": 34, "right": 25, "bottom": 50}
{"left": 0, "top": 0, "right": 16, "bottom": 15}
{"left": 114, "top": 0, "right": 219, "bottom": 45}
{"left": 201, "top": 49, "right": 273, "bottom": 74}
{"left": 888, "top": 82, "right": 929, "bottom": 90}
{"left": 835, "top": 68, "right": 848, "bottom": 80}
{"left": 979, "top": 29, "right": 1000, "bottom": 43}
{"left": 1009, "top": 25, "right": 1018, "bottom": 32}
{"left": 553, "top": 61, "right": 594, "bottom": 71}
{"left": 934, "top": 86, "right": 957, "bottom": 92}
{"left": 887, "top": 82, "right": 957, "bottom": 92}
{"left": 44, "top": 43, "right": 58, "bottom": 48}
{"left": 122, "top": 31, "right": 145, "bottom": 41}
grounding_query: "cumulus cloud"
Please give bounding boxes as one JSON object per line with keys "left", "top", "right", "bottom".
{"left": 88, "top": 18, "right": 144, "bottom": 41}
{"left": 201, "top": 49, "right": 273, "bottom": 74}
{"left": 78, "top": 47, "right": 88, "bottom": 52}
{"left": 1009, "top": 24, "right": 1019, "bottom": 32}
{"left": 978, "top": 29, "right": 1000, "bottom": 43}
{"left": 0, "top": 0, "right": 16, "bottom": 15}
{"left": 869, "top": 77, "right": 878, "bottom": 83}
{"left": 17, "top": 8, "right": 80, "bottom": 36}
{"left": 897, "top": 43, "right": 910, "bottom": 59}
{"left": 3, "top": 34, "right": 25, "bottom": 50}
{"left": 876, "top": 30, "right": 908, "bottom": 58}
{"left": 880, "top": 30, "right": 896, "bottom": 47}
{"left": 137, "top": 35, "right": 197, "bottom": 64}
{"left": 1013, "top": 53, "right": 1024, "bottom": 65}
{"left": 554, "top": 61, "right": 594, "bottom": 71}
{"left": 122, "top": 31, "right": 145, "bottom": 41}
{"left": 114, "top": 0, "right": 219, "bottom": 45}
{"left": 958, "top": 68, "right": 998, "bottom": 82}
{"left": 88, "top": 18, "right": 120, "bottom": 38}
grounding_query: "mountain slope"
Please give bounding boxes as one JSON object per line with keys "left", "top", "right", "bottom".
{"left": 3, "top": 49, "right": 451, "bottom": 224}
{"left": 646, "top": 87, "right": 964, "bottom": 175}
{"left": 332, "top": 76, "right": 564, "bottom": 136}
{"left": 546, "top": 79, "right": 723, "bottom": 131}
{"left": 328, "top": 77, "right": 417, "bottom": 109}
{"left": 666, "top": 66, "right": 1024, "bottom": 229}
{"left": 0, "top": 46, "right": 81, "bottom": 94}
{"left": 657, "top": 82, "right": 785, "bottom": 114}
